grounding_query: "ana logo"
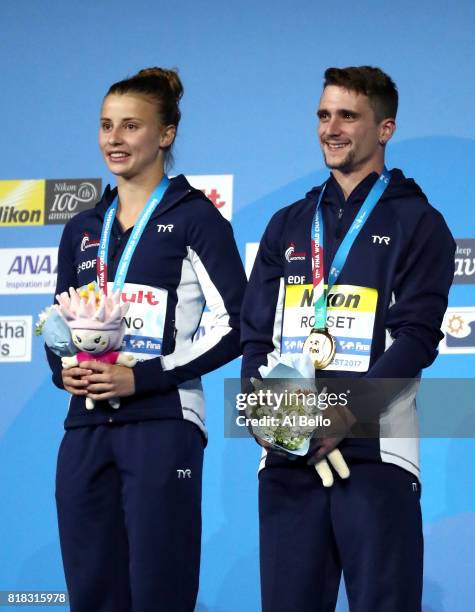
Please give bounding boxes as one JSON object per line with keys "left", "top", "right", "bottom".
{"left": 81, "top": 233, "right": 100, "bottom": 252}
{"left": 372, "top": 235, "right": 391, "bottom": 245}
{"left": 8, "top": 254, "right": 56, "bottom": 276}
{"left": 0, "top": 248, "right": 58, "bottom": 294}
{"left": 157, "top": 224, "right": 174, "bottom": 233}
{"left": 285, "top": 243, "right": 306, "bottom": 262}
{"left": 439, "top": 308, "right": 475, "bottom": 354}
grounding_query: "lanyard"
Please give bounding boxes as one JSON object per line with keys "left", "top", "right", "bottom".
{"left": 96, "top": 176, "right": 170, "bottom": 293}
{"left": 311, "top": 168, "right": 390, "bottom": 329}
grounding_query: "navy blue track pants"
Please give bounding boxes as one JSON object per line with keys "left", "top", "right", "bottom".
{"left": 259, "top": 455, "right": 423, "bottom": 612}
{"left": 55, "top": 420, "right": 204, "bottom": 612}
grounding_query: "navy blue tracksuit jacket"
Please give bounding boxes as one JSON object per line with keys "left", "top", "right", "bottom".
{"left": 241, "top": 169, "right": 455, "bottom": 478}
{"left": 47, "top": 174, "right": 247, "bottom": 434}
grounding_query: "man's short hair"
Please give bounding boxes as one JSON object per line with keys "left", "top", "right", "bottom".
{"left": 323, "top": 66, "right": 398, "bottom": 122}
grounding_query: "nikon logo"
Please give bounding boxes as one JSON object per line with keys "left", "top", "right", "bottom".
{"left": 45, "top": 179, "right": 101, "bottom": 225}
{"left": 0, "top": 180, "right": 44, "bottom": 226}
{"left": 300, "top": 289, "right": 361, "bottom": 309}
{"left": 0, "top": 206, "right": 41, "bottom": 224}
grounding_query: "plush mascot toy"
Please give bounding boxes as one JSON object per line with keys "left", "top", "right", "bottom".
{"left": 57, "top": 284, "right": 136, "bottom": 410}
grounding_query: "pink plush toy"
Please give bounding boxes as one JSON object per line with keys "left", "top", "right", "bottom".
{"left": 57, "top": 284, "right": 136, "bottom": 410}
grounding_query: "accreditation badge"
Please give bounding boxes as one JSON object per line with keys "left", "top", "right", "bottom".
{"left": 281, "top": 283, "right": 378, "bottom": 372}
{"left": 110, "top": 282, "right": 168, "bottom": 361}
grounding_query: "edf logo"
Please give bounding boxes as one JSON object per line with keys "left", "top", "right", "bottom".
{"left": 157, "top": 224, "right": 174, "bottom": 233}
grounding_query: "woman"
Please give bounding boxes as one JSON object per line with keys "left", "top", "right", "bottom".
{"left": 46, "top": 67, "right": 246, "bottom": 612}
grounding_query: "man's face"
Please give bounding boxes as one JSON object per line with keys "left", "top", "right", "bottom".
{"left": 317, "top": 85, "right": 383, "bottom": 174}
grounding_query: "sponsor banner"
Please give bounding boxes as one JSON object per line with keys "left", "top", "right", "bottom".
{"left": 122, "top": 335, "right": 163, "bottom": 355}
{"left": 245, "top": 242, "right": 259, "bottom": 278}
{"left": 453, "top": 239, "right": 475, "bottom": 284}
{"left": 117, "top": 283, "right": 167, "bottom": 360}
{"left": 439, "top": 307, "right": 475, "bottom": 354}
{"left": 44, "top": 179, "right": 101, "bottom": 224}
{"left": 282, "top": 284, "right": 378, "bottom": 372}
{"left": 0, "top": 247, "right": 58, "bottom": 294}
{"left": 0, "top": 178, "right": 101, "bottom": 226}
{"left": 185, "top": 175, "right": 233, "bottom": 221}
{"left": 0, "top": 180, "right": 45, "bottom": 226}
{"left": 0, "top": 316, "right": 32, "bottom": 362}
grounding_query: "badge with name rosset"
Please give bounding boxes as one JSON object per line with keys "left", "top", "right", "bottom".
{"left": 303, "top": 328, "right": 336, "bottom": 370}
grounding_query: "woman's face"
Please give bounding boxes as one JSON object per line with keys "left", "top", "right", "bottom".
{"left": 99, "top": 93, "right": 175, "bottom": 181}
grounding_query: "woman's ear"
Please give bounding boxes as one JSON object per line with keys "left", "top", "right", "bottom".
{"left": 160, "top": 125, "right": 177, "bottom": 148}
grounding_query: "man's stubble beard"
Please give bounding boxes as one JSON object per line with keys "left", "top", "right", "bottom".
{"left": 323, "top": 148, "right": 356, "bottom": 173}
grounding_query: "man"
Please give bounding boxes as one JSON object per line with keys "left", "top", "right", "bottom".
{"left": 241, "top": 66, "right": 455, "bottom": 612}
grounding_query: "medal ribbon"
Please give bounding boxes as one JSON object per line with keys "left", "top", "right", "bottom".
{"left": 311, "top": 168, "right": 390, "bottom": 329}
{"left": 96, "top": 176, "right": 170, "bottom": 293}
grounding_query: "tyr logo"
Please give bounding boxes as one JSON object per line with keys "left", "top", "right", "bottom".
{"left": 177, "top": 469, "right": 192, "bottom": 479}
{"left": 157, "top": 224, "right": 174, "bottom": 233}
{"left": 372, "top": 235, "right": 391, "bottom": 245}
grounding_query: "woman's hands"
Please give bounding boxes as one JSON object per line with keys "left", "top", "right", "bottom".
{"left": 61, "top": 361, "right": 135, "bottom": 401}
{"left": 61, "top": 365, "right": 92, "bottom": 396}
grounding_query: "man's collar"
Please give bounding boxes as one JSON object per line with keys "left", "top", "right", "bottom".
{"left": 326, "top": 171, "right": 380, "bottom": 206}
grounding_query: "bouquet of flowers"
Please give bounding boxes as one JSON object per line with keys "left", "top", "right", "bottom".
{"left": 246, "top": 378, "right": 318, "bottom": 455}
{"left": 244, "top": 354, "right": 351, "bottom": 486}
{"left": 35, "top": 304, "right": 77, "bottom": 357}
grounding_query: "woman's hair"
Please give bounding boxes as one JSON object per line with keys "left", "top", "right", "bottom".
{"left": 106, "top": 67, "right": 184, "bottom": 168}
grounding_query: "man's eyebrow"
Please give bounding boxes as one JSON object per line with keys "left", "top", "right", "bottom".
{"left": 337, "top": 109, "right": 360, "bottom": 117}
{"left": 317, "top": 108, "right": 361, "bottom": 118}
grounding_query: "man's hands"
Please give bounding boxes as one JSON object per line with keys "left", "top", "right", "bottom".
{"left": 304, "top": 397, "right": 355, "bottom": 485}
{"left": 61, "top": 361, "right": 135, "bottom": 401}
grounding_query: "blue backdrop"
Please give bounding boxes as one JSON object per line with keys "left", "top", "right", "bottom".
{"left": 1, "top": 1, "right": 474, "bottom": 610}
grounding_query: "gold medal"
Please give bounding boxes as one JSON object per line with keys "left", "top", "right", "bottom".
{"left": 303, "top": 328, "right": 336, "bottom": 369}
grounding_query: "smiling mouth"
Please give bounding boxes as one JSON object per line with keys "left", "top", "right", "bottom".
{"left": 108, "top": 152, "right": 130, "bottom": 161}
{"left": 325, "top": 142, "right": 350, "bottom": 151}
